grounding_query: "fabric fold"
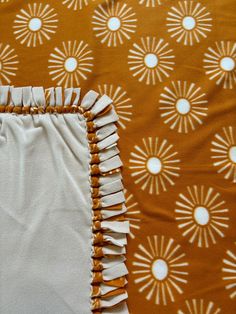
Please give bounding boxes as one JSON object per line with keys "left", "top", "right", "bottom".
{"left": 0, "top": 85, "right": 129, "bottom": 313}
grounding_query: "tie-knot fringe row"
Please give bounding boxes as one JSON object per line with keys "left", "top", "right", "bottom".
{"left": 0, "top": 85, "right": 129, "bottom": 314}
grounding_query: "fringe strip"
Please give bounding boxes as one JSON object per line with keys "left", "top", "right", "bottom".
{"left": 0, "top": 86, "right": 129, "bottom": 314}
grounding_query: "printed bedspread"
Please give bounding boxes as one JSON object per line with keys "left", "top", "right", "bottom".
{"left": 0, "top": 1, "right": 235, "bottom": 314}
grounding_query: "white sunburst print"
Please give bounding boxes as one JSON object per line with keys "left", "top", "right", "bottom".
{"left": 48, "top": 40, "right": 93, "bottom": 87}
{"left": 211, "top": 126, "right": 236, "bottom": 183}
{"left": 159, "top": 81, "right": 208, "bottom": 133}
{"left": 166, "top": 1, "right": 212, "bottom": 46}
{"left": 0, "top": 43, "right": 19, "bottom": 85}
{"left": 97, "top": 84, "right": 133, "bottom": 129}
{"left": 204, "top": 41, "right": 236, "bottom": 89}
{"left": 92, "top": 1, "right": 137, "bottom": 47}
{"left": 128, "top": 37, "right": 175, "bottom": 85}
{"left": 13, "top": 3, "right": 58, "bottom": 47}
{"left": 124, "top": 189, "right": 141, "bottom": 239}
{"left": 129, "top": 137, "right": 180, "bottom": 195}
{"left": 132, "top": 235, "right": 189, "bottom": 305}
{"left": 62, "top": 0, "right": 89, "bottom": 11}
{"left": 178, "top": 299, "right": 221, "bottom": 314}
{"left": 138, "top": 0, "right": 162, "bottom": 7}
{"left": 175, "top": 185, "right": 229, "bottom": 248}
{"left": 222, "top": 243, "right": 236, "bottom": 299}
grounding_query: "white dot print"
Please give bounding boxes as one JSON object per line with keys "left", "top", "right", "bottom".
{"left": 182, "top": 16, "right": 196, "bottom": 30}
{"left": 176, "top": 98, "right": 191, "bottom": 115}
{"left": 64, "top": 57, "right": 78, "bottom": 72}
{"left": 229, "top": 146, "right": 236, "bottom": 163}
{"left": 194, "top": 206, "right": 210, "bottom": 226}
{"left": 28, "top": 18, "right": 42, "bottom": 32}
{"left": 146, "top": 157, "right": 162, "bottom": 174}
{"left": 144, "top": 53, "right": 158, "bottom": 68}
{"left": 107, "top": 17, "right": 121, "bottom": 31}
{"left": 220, "top": 57, "right": 235, "bottom": 71}
{"left": 152, "top": 259, "right": 169, "bottom": 281}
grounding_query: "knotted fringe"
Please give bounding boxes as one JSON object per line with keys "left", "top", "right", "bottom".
{"left": 0, "top": 86, "right": 129, "bottom": 314}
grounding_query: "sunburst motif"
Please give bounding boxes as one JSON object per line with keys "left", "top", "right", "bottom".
{"left": 124, "top": 190, "right": 141, "bottom": 239}
{"left": 97, "top": 84, "right": 133, "bottom": 129}
{"left": 138, "top": 0, "right": 162, "bottom": 7}
{"left": 129, "top": 137, "right": 180, "bottom": 195}
{"left": 13, "top": 3, "right": 58, "bottom": 47}
{"left": 0, "top": 43, "right": 19, "bottom": 84}
{"left": 222, "top": 243, "right": 236, "bottom": 299}
{"left": 175, "top": 185, "right": 229, "bottom": 248}
{"left": 132, "top": 235, "right": 188, "bottom": 305}
{"left": 166, "top": 1, "right": 212, "bottom": 46}
{"left": 128, "top": 37, "right": 175, "bottom": 85}
{"left": 62, "top": 0, "right": 89, "bottom": 11}
{"left": 178, "top": 299, "right": 221, "bottom": 314}
{"left": 92, "top": 1, "right": 137, "bottom": 47}
{"left": 211, "top": 126, "right": 236, "bottom": 183}
{"left": 159, "top": 81, "right": 208, "bottom": 133}
{"left": 48, "top": 40, "right": 93, "bottom": 87}
{"left": 204, "top": 41, "right": 236, "bottom": 89}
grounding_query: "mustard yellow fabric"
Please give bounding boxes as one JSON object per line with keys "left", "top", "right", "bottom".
{"left": 0, "top": 0, "right": 235, "bottom": 313}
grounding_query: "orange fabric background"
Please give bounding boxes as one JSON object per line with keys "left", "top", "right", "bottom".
{"left": 0, "top": 0, "right": 235, "bottom": 313}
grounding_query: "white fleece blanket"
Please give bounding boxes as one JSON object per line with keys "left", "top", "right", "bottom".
{"left": 0, "top": 113, "right": 92, "bottom": 314}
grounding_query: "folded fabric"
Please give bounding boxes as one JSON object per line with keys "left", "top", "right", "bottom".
{"left": 0, "top": 86, "right": 129, "bottom": 314}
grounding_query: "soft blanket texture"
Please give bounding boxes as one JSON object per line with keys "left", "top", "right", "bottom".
{"left": 0, "top": 86, "right": 129, "bottom": 314}
{"left": 0, "top": 0, "right": 236, "bottom": 313}
{"left": 0, "top": 113, "right": 92, "bottom": 314}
